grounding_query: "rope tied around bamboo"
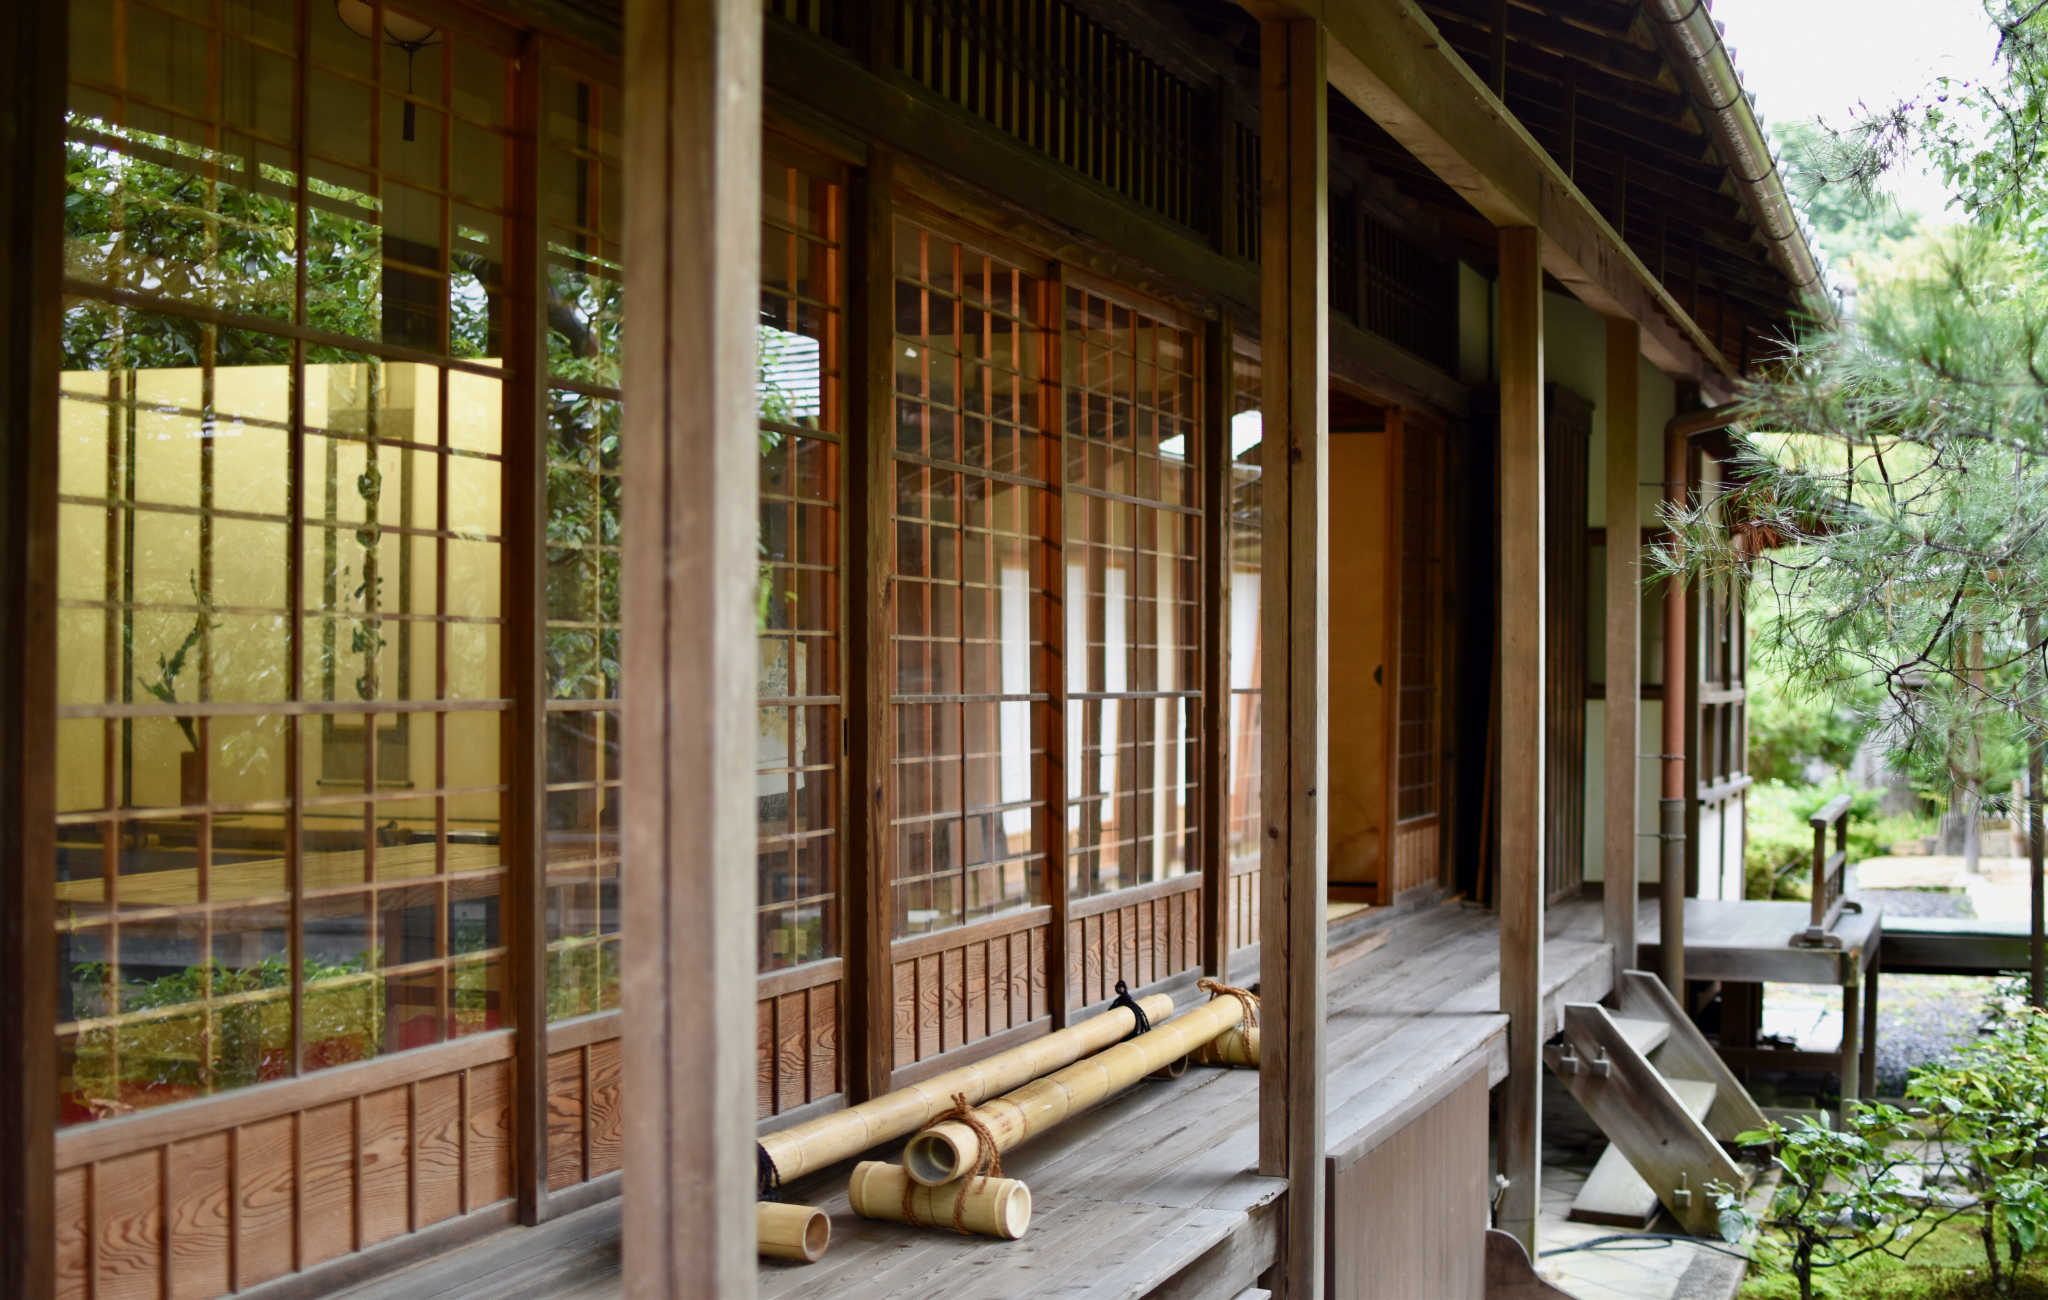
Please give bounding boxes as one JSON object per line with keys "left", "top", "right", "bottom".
{"left": 1196, "top": 977, "right": 1260, "bottom": 1027}
{"left": 901, "top": 991, "right": 1255, "bottom": 1186}
{"left": 905, "top": 1093, "right": 1005, "bottom": 1234}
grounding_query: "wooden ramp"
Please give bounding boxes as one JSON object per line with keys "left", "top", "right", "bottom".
{"left": 1544, "top": 971, "right": 1766, "bottom": 1235}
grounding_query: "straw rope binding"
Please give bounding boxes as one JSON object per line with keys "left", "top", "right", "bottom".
{"left": 906, "top": 1092, "right": 1005, "bottom": 1233}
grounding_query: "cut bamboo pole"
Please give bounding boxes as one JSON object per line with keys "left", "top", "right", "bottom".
{"left": 1188, "top": 1025, "right": 1259, "bottom": 1068}
{"left": 756, "top": 1202, "right": 831, "bottom": 1263}
{"left": 757, "top": 994, "right": 1172, "bottom": 1185}
{"left": 902, "top": 995, "right": 1249, "bottom": 1186}
{"left": 847, "top": 1161, "right": 1032, "bottom": 1240}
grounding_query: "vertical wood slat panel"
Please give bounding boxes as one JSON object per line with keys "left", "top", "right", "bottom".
{"left": 165, "top": 1134, "right": 231, "bottom": 1300}
{"left": 55, "top": 1166, "right": 89, "bottom": 1300}
{"left": 298, "top": 1101, "right": 356, "bottom": 1270}
{"left": 466, "top": 1060, "right": 515, "bottom": 1207}
{"left": 414, "top": 1075, "right": 464, "bottom": 1229}
{"left": 357, "top": 1087, "right": 411, "bottom": 1249}
{"left": 235, "top": 1117, "right": 295, "bottom": 1290}
{"left": 546, "top": 1049, "right": 586, "bottom": 1189}
{"left": 92, "top": 1150, "right": 160, "bottom": 1300}
{"left": 586, "top": 1039, "right": 625, "bottom": 1179}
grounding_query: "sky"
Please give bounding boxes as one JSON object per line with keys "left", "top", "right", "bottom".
{"left": 1706, "top": 0, "right": 2003, "bottom": 216}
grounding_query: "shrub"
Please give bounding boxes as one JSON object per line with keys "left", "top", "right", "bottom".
{"left": 1717, "top": 1106, "right": 1927, "bottom": 1300}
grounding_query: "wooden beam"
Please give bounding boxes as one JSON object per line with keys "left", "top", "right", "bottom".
{"left": 1602, "top": 317, "right": 1640, "bottom": 989}
{"left": 619, "top": 0, "right": 761, "bottom": 1293}
{"left": 1495, "top": 223, "right": 1546, "bottom": 1255}
{"left": 1303, "top": 0, "right": 1735, "bottom": 395}
{"left": 1259, "top": 17, "right": 1329, "bottom": 1299}
{"left": 0, "top": 0, "right": 62, "bottom": 1292}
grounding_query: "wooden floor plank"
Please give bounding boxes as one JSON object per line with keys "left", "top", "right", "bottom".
{"left": 343, "top": 898, "right": 1615, "bottom": 1300}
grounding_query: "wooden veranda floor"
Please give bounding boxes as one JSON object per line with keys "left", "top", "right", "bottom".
{"left": 341, "top": 897, "right": 1614, "bottom": 1300}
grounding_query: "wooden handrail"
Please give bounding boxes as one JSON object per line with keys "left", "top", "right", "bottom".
{"left": 1796, "top": 794, "right": 1854, "bottom": 948}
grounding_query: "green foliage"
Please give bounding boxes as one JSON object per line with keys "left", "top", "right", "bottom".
{"left": 1910, "top": 1007, "right": 2048, "bottom": 1288}
{"left": 1743, "top": 779, "right": 1935, "bottom": 900}
{"left": 1773, "top": 117, "right": 1927, "bottom": 284}
{"left": 1658, "top": 1, "right": 2048, "bottom": 807}
{"left": 135, "top": 572, "right": 219, "bottom": 751}
{"left": 1718, "top": 1108, "right": 1930, "bottom": 1300}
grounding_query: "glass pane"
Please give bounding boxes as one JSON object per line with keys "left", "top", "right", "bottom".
{"left": 56, "top": 3, "right": 518, "bottom": 1122}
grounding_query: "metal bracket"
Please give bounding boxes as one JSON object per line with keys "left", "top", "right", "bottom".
{"left": 1789, "top": 926, "right": 1845, "bottom": 950}
{"left": 1588, "top": 1046, "right": 1612, "bottom": 1079}
{"left": 1672, "top": 1171, "right": 1693, "bottom": 1210}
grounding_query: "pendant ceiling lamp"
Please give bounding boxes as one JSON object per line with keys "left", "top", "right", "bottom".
{"left": 334, "top": 0, "right": 439, "bottom": 142}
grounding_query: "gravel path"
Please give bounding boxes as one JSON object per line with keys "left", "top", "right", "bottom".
{"left": 1851, "top": 886, "right": 1977, "bottom": 919}
{"left": 1872, "top": 973, "right": 1994, "bottom": 1095}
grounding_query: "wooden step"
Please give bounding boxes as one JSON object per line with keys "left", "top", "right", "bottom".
{"left": 1669, "top": 1077, "right": 1718, "bottom": 1122}
{"left": 1611, "top": 1015, "right": 1672, "bottom": 1059}
{"left": 1569, "top": 1075, "right": 1721, "bottom": 1228}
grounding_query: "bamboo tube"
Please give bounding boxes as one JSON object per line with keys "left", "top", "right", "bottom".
{"left": 902, "top": 995, "right": 1248, "bottom": 1186}
{"left": 847, "top": 1161, "right": 1032, "bottom": 1240}
{"left": 757, "top": 1202, "right": 831, "bottom": 1263}
{"left": 757, "top": 993, "right": 1172, "bottom": 1185}
{"left": 1188, "top": 1025, "right": 1258, "bottom": 1068}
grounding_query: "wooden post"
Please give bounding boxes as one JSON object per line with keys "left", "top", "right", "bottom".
{"left": 1259, "top": 17, "right": 1328, "bottom": 1299}
{"left": 1602, "top": 318, "right": 1639, "bottom": 989}
{"left": 620, "top": 0, "right": 762, "bottom": 1293}
{"left": 0, "top": 0, "right": 62, "bottom": 1292}
{"left": 2031, "top": 612, "right": 2044, "bottom": 1009}
{"left": 1660, "top": 423, "right": 1689, "bottom": 995}
{"left": 1495, "top": 224, "right": 1546, "bottom": 1255}
{"left": 1202, "top": 314, "right": 1234, "bottom": 979}
{"left": 847, "top": 150, "right": 897, "bottom": 1101}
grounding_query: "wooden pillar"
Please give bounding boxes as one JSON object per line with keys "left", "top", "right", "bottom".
{"left": 1495, "top": 224, "right": 1546, "bottom": 1254}
{"left": 1660, "top": 424, "right": 1689, "bottom": 995}
{"left": 0, "top": 0, "right": 62, "bottom": 1292}
{"left": 1259, "top": 17, "right": 1329, "bottom": 1299}
{"left": 1202, "top": 314, "right": 1234, "bottom": 980}
{"left": 619, "top": 0, "right": 762, "bottom": 1293}
{"left": 1602, "top": 318, "right": 1639, "bottom": 988}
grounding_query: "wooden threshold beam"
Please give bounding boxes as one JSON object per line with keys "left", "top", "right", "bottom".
{"left": 0, "top": 0, "right": 63, "bottom": 1293}
{"left": 1295, "top": 0, "right": 1737, "bottom": 396}
{"left": 1259, "top": 16, "right": 1329, "bottom": 1298}
{"left": 1495, "top": 223, "right": 1546, "bottom": 1254}
{"left": 619, "top": 0, "right": 761, "bottom": 1293}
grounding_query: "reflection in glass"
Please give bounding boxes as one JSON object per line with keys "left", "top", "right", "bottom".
{"left": 55, "top": 0, "right": 513, "bottom": 1123}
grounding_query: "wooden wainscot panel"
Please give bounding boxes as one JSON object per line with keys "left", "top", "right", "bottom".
{"left": 93, "top": 1148, "right": 161, "bottom": 1300}
{"left": 891, "top": 920, "right": 1050, "bottom": 1069}
{"left": 56, "top": 1051, "right": 524, "bottom": 1298}
{"left": 547, "top": 1049, "right": 587, "bottom": 1188}
{"left": 298, "top": 1100, "right": 358, "bottom": 1269}
{"left": 465, "top": 1059, "right": 515, "bottom": 1209}
{"left": 1396, "top": 817, "right": 1439, "bottom": 895}
{"left": 586, "top": 1039, "right": 624, "bottom": 1179}
{"left": 236, "top": 1116, "right": 297, "bottom": 1288}
{"left": 1325, "top": 1068, "right": 1489, "bottom": 1299}
{"left": 358, "top": 1086, "right": 413, "bottom": 1248}
{"left": 1066, "top": 877, "right": 1203, "bottom": 1008}
{"left": 164, "top": 1133, "right": 231, "bottom": 1300}
{"left": 413, "top": 1074, "right": 465, "bottom": 1229}
{"left": 55, "top": 1166, "right": 89, "bottom": 1300}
